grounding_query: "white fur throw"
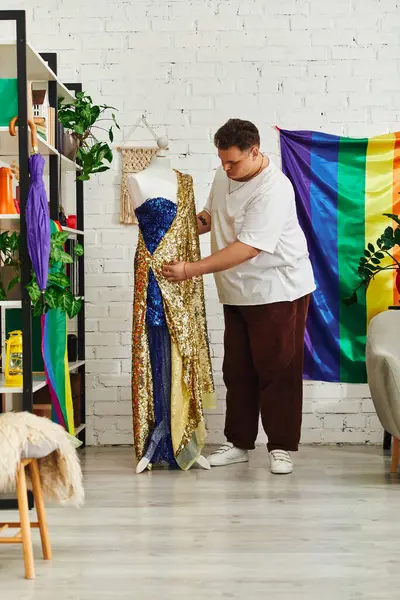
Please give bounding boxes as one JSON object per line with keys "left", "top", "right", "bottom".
{"left": 0, "top": 412, "right": 84, "bottom": 507}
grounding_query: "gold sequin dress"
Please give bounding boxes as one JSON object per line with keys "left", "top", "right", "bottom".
{"left": 132, "top": 171, "right": 215, "bottom": 470}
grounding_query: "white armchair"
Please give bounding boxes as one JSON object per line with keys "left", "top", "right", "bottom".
{"left": 366, "top": 309, "right": 400, "bottom": 472}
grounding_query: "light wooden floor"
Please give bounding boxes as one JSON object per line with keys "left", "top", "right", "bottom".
{"left": 0, "top": 445, "right": 399, "bottom": 599}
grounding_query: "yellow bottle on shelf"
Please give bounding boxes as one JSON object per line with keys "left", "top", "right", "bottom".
{"left": 5, "top": 330, "right": 23, "bottom": 387}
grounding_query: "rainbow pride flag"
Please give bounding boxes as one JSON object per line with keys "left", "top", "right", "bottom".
{"left": 41, "top": 220, "right": 75, "bottom": 434}
{"left": 279, "top": 128, "right": 400, "bottom": 383}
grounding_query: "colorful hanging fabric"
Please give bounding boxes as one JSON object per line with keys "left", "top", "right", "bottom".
{"left": 279, "top": 128, "right": 400, "bottom": 383}
{"left": 41, "top": 220, "right": 75, "bottom": 434}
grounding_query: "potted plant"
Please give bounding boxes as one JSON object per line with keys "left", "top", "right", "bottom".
{"left": 344, "top": 213, "right": 400, "bottom": 306}
{"left": 57, "top": 92, "right": 120, "bottom": 181}
{"left": 0, "top": 229, "right": 83, "bottom": 318}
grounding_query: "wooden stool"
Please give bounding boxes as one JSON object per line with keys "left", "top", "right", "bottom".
{"left": 0, "top": 458, "right": 52, "bottom": 579}
{"left": 391, "top": 437, "right": 400, "bottom": 474}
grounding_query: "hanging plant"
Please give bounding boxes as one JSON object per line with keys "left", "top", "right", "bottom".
{"left": 0, "top": 229, "right": 83, "bottom": 318}
{"left": 57, "top": 92, "right": 120, "bottom": 181}
{"left": 343, "top": 213, "right": 400, "bottom": 306}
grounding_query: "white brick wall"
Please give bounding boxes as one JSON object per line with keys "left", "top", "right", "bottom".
{"left": 2, "top": 0, "right": 399, "bottom": 445}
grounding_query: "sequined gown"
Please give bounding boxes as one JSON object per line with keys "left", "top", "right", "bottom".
{"left": 135, "top": 198, "right": 177, "bottom": 467}
{"left": 132, "top": 171, "right": 215, "bottom": 470}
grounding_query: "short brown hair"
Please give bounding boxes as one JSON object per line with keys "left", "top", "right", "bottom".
{"left": 214, "top": 119, "right": 260, "bottom": 151}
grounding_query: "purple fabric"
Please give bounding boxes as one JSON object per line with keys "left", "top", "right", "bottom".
{"left": 27, "top": 154, "right": 50, "bottom": 292}
{"left": 279, "top": 129, "right": 314, "bottom": 378}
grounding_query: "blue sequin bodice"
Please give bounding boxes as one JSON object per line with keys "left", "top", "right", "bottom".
{"left": 135, "top": 198, "right": 177, "bottom": 254}
{"left": 135, "top": 198, "right": 178, "bottom": 328}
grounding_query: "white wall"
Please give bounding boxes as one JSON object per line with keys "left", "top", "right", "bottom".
{"left": 2, "top": 0, "right": 398, "bottom": 445}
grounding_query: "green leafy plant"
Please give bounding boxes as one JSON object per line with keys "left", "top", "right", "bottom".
{"left": 0, "top": 231, "right": 22, "bottom": 300}
{"left": 58, "top": 91, "right": 120, "bottom": 181}
{"left": 0, "top": 230, "right": 83, "bottom": 319}
{"left": 343, "top": 213, "right": 400, "bottom": 306}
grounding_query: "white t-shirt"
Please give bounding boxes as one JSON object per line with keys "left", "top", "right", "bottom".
{"left": 204, "top": 159, "right": 316, "bottom": 306}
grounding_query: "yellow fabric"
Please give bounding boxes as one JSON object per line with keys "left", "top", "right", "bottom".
{"left": 132, "top": 171, "right": 216, "bottom": 465}
{"left": 365, "top": 134, "right": 396, "bottom": 324}
{"left": 170, "top": 341, "right": 207, "bottom": 470}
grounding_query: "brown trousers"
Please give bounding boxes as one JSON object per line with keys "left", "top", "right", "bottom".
{"left": 223, "top": 295, "right": 310, "bottom": 452}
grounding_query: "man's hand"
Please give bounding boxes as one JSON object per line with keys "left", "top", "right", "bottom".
{"left": 162, "top": 241, "right": 260, "bottom": 284}
{"left": 162, "top": 260, "right": 187, "bottom": 282}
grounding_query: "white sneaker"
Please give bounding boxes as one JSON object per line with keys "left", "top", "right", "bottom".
{"left": 269, "top": 450, "right": 293, "bottom": 474}
{"left": 208, "top": 442, "right": 249, "bottom": 467}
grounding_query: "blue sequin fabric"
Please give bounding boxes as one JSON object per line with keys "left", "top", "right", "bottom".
{"left": 136, "top": 198, "right": 177, "bottom": 329}
{"left": 147, "top": 326, "right": 175, "bottom": 466}
{"left": 136, "top": 197, "right": 177, "bottom": 255}
{"left": 135, "top": 198, "right": 178, "bottom": 467}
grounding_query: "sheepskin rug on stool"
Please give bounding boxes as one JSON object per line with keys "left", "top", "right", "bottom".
{"left": 0, "top": 411, "right": 84, "bottom": 507}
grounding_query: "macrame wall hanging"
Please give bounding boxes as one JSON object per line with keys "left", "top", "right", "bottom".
{"left": 117, "top": 115, "right": 163, "bottom": 225}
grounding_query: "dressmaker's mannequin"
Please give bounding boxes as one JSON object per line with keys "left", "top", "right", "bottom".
{"left": 127, "top": 137, "right": 178, "bottom": 210}
{"left": 128, "top": 136, "right": 211, "bottom": 474}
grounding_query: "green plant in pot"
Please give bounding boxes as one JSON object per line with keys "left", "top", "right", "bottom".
{"left": 0, "top": 229, "right": 83, "bottom": 318}
{"left": 58, "top": 92, "right": 120, "bottom": 181}
{"left": 343, "top": 213, "right": 400, "bottom": 306}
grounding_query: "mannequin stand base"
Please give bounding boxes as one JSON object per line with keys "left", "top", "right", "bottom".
{"left": 136, "top": 455, "right": 211, "bottom": 473}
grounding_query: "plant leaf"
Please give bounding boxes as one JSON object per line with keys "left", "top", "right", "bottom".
{"left": 112, "top": 113, "right": 121, "bottom": 130}
{"left": 74, "top": 244, "right": 84, "bottom": 257}
{"left": 8, "top": 232, "right": 20, "bottom": 252}
{"left": 59, "top": 251, "right": 73, "bottom": 264}
{"left": 77, "top": 173, "right": 91, "bottom": 181}
{"left": 104, "top": 147, "right": 113, "bottom": 163}
{"left": 0, "top": 284, "right": 7, "bottom": 301}
{"left": 90, "top": 105, "right": 101, "bottom": 127}
{"left": 91, "top": 166, "right": 110, "bottom": 174}
{"left": 27, "top": 280, "right": 41, "bottom": 303}
{"left": 7, "top": 275, "right": 20, "bottom": 292}
{"left": 375, "top": 252, "right": 385, "bottom": 259}
{"left": 58, "top": 291, "right": 74, "bottom": 315}
{"left": 383, "top": 213, "right": 400, "bottom": 226}
{"left": 52, "top": 231, "right": 69, "bottom": 246}
{"left": 68, "top": 297, "right": 83, "bottom": 319}
{"left": 343, "top": 292, "right": 358, "bottom": 306}
{"left": 371, "top": 257, "right": 381, "bottom": 265}
{"left": 48, "top": 272, "right": 70, "bottom": 288}
{"left": 368, "top": 243, "right": 375, "bottom": 253}
{"left": 109, "top": 127, "right": 114, "bottom": 143}
{"left": 364, "top": 249, "right": 371, "bottom": 258}
{"left": 51, "top": 247, "right": 63, "bottom": 263}
{"left": 32, "top": 299, "right": 43, "bottom": 317}
{"left": 45, "top": 286, "right": 60, "bottom": 309}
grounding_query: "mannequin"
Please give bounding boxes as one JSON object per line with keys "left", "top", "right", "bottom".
{"left": 128, "top": 136, "right": 213, "bottom": 474}
{"left": 127, "top": 137, "right": 177, "bottom": 211}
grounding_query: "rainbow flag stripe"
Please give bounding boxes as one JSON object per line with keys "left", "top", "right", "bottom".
{"left": 279, "top": 129, "right": 400, "bottom": 383}
{"left": 41, "top": 220, "right": 75, "bottom": 434}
